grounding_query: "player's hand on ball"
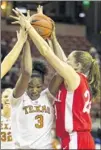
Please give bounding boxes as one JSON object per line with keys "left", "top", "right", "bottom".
{"left": 37, "top": 5, "right": 43, "bottom": 14}
{"left": 26, "top": 10, "right": 31, "bottom": 20}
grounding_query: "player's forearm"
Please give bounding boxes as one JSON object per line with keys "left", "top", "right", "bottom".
{"left": 51, "top": 36, "right": 67, "bottom": 61}
{"left": 26, "top": 22, "right": 77, "bottom": 84}
{"left": 47, "top": 39, "right": 54, "bottom": 53}
{"left": 25, "top": 24, "right": 64, "bottom": 77}
{"left": 27, "top": 23, "right": 50, "bottom": 56}
{"left": 22, "top": 41, "right": 32, "bottom": 76}
{"left": 26, "top": 23, "right": 64, "bottom": 70}
{"left": 1, "top": 40, "right": 24, "bottom": 79}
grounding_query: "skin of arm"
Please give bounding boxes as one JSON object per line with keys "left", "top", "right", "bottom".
{"left": 46, "top": 24, "right": 68, "bottom": 96}
{"left": 37, "top": 6, "right": 64, "bottom": 96}
{"left": 13, "top": 40, "right": 32, "bottom": 98}
{"left": 46, "top": 38, "right": 64, "bottom": 96}
{"left": 1, "top": 29, "right": 27, "bottom": 79}
{"left": 27, "top": 24, "right": 80, "bottom": 91}
{"left": 49, "top": 24, "right": 67, "bottom": 62}
{"left": 11, "top": 9, "right": 80, "bottom": 91}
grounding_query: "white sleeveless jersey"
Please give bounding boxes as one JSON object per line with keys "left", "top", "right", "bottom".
{"left": 1, "top": 116, "right": 15, "bottom": 149}
{"left": 10, "top": 89, "right": 54, "bottom": 149}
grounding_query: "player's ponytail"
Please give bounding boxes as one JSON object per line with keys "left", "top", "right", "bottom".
{"left": 88, "top": 59, "right": 100, "bottom": 99}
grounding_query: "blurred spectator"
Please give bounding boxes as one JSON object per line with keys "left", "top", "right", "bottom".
{"left": 1, "top": 39, "right": 8, "bottom": 61}
{"left": 89, "top": 47, "right": 100, "bottom": 65}
{"left": 9, "top": 37, "right": 17, "bottom": 49}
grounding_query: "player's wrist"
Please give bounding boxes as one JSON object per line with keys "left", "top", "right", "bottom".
{"left": 25, "top": 20, "right": 32, "bottom": 33}
{"left": 52, "top": 35, "right": 57, "bottom": 42}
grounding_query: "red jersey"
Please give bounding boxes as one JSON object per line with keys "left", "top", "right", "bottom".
{"left": 55, "top": 73, "right": 92, "bottom": 138}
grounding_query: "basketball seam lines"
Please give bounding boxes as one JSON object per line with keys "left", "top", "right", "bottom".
{"left": 40, "top": 32, "right": 51, "bottom": 37}
{"left": 42, "top": 32, "right": 51, "bottom": 37}
{"left": 31, "top": 24, "right": 52, "bottom": 30}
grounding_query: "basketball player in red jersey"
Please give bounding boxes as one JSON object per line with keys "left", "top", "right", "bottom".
{"left": 10, "top": 7, "right": 100, "bottom": 150}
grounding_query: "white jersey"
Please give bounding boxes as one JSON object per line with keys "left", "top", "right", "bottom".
{"left": 1, "top": 116, "right": 15, "bottom": 149}
{"left": 10, "top": 89, "right": 54, "bottom": 149}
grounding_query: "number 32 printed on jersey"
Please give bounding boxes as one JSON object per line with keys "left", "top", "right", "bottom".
{"left": 1, "top": 132, "right": 12, "bottom": 142}
{"left": 83, "top": 90, "right": 91, "bottom": 114}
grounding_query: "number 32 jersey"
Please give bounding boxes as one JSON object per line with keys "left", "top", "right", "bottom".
{"left": 1, "top": 116, "right": 15, "bottom": 149}
{"left": 55, "top": 73, "right": 92, "bottom": 137}
{"left": 10, "top": 89, "right": 54, "bottom": 149}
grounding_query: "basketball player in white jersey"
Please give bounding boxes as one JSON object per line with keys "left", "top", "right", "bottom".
{"left": 9, "top": 5, "right": 68, "bottom": 149}
{"left": 9, "top": 37, "right": 55, "bottom": 149}
{"left": 1, "top": 88, "right": 15, "bottom": 149}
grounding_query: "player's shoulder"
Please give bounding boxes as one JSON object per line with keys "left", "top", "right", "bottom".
{"left": 40, "top": 88, "right": 55, "bottom": 105}
{"left": 77, "top": 72, "right": 87, "bottom": 80}
{"left": 40, "top": 88, "right": 51, "bottom": 102}
{"left": 76, "top": 72, "right": 89, "bottom": 91}
{"left": 10, "top": 89, "right": 26, "bottom": 107}
{"left": 40, "top": 88, "right": 49, "bottom": 96}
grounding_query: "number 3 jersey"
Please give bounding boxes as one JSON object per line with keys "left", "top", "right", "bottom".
{"left": 55, "top": 73, "right": 92, "bottom": 137}
{"left": 10, "top": 89, "right": 54, "bottom": 149}
{"left": 1, "top": 116, "right": 15, "bottom": 149}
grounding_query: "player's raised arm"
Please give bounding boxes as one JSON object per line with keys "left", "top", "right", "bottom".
{"left": 10, "top": 8, "right": 80, "bottom": 91}
{"left": 47, "top": 23, "right": 67, "bottom": 62}
{"left": 1, "top": 28, "right": 27, "bottom": 79}
{"left": 46, "top": 23, "right": 67, "bottom": 96}
{"left": 46, "top": 38, "right": 63, "bottom": 96}
{"left": 13, "top": 39, "right": 32, "bottom": 98}
{"left": 1, "top": 10, "right": 31, "bottom": 79}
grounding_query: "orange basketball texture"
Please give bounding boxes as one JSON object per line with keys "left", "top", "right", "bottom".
{"left": 30, "top": 14, "right": 53, "bottom": 39}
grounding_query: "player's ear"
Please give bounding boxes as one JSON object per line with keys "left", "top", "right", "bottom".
{"left": 74, "top": 62, "right": 82, "bottom": 71}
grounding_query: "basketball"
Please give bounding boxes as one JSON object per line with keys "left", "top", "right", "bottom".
{"left": 30, "top": 14, "right": 53, "bottom": 39}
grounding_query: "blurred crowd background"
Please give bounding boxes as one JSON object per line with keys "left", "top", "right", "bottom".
{"left": 1, "top": 1, "right": 101, "bottom": 148}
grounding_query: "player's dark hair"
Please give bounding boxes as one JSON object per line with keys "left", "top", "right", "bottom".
{"left": 32, "top": 60, "right": 48, "bottom": 82}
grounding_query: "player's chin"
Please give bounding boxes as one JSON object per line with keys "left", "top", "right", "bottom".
{"left": 5, "top": 104, "right": 11, "bottom": 108}
{"left": 31, "top": 94, "right": 39, "bottom": 100}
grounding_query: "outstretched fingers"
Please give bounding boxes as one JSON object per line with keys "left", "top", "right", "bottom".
{"left": 27, "top": 10, "right": 30, "bottom": 19}
{"left": 10, "top": 15, "right": 19, "bottom": 21}
{"left": 37, "top": 5, "right": 43, "bottom": 13}
{"left": 11, "top": 21, "right": 19, "bottom": 24}
{"left": 12, "top": 8, "right": 26, "bottom": 19}
{"left": 15, "top": 8, "right": 26, "bottom": 19}
{"left": 12, "top": 9, "right": 20, "bottom": 17}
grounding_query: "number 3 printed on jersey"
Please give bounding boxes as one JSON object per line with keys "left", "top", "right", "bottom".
{"left": 35, "top": 115, "right": 44, "bottom": 128}
{"left": 83, "top": 90, "right": 91, "bottom": 114}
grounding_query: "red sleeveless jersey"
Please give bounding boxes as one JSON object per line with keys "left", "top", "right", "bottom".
{"left": 55, "top": 73, "right": 92, "bottom": 138}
